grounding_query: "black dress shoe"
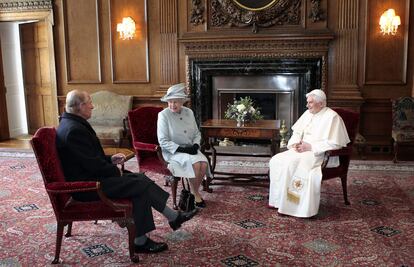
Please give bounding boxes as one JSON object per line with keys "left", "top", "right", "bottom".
{"left": 169, "top": 209, "right": 198, "bottom": 231}
{"left": 195, "top": 199, "right": 206, "bottom": 208}
{"left": 135, "top": 238, "right": 168, "bottom": 253}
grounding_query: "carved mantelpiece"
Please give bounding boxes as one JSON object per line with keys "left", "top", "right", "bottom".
{"left": 181, "top": 35, "right": 333, "bottom": 91}
{"left": 180, "top": 35, "right": 333, "bottom": 124}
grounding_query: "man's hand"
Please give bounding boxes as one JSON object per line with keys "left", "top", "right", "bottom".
{"left": 293, "top": 141, "right": 312, "bottom": 153}
{"left": 111, "top": 153, "right": 126, "bottom": 165}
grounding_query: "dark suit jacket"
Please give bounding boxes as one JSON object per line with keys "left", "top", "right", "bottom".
{"left": 56, "top": 112, "right": 169, "bottom": 235}
{"left": 56, "top": 112, "right": 120, "bottom": 181}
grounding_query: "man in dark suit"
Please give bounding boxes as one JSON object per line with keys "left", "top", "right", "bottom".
{"left": 56, "top": 89, "right": 197, "bottom": 254}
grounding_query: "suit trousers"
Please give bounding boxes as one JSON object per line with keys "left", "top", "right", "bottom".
{"left": 73, "top": 173, "right": 170, "bottom": 237}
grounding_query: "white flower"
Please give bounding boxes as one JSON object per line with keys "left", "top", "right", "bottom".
{"left": 250, "top": 107, "right": 255, "bottom": 113}
{"left": 236, "top": 104, "right": 246, "bottom": 112}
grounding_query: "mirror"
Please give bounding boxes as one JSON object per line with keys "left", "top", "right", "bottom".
{"left": 232, "top": 0, "right": 278, "bottom": 11}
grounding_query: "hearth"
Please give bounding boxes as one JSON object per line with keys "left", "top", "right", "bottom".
{"left": 189, "top": 58, "right": 322, "bottom": 130}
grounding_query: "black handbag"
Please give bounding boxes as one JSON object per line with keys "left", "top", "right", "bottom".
{"left": 178, "top": 178, "right": 195, "bottom": 212}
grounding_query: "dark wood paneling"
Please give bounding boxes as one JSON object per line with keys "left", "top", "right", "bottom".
{"left": 109, "top": 0, "right": 149, "bottom": 83}
{"left": 363, "top": 0, "right": 410, "bottom": 84}
{"left": 159, "top": 0, "right": 178, "bottom": 92}
{"left": 63, "top": 0, "right": 101, "bottom": 83}
{"left": 360, "top": 99, "right": 392, "bottom": 145}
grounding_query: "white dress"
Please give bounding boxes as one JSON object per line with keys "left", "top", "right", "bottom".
{"left": 157, "top": 107, "right": 211, "bottom": 178}
{"left": 268, "top": 107, "right": 350, "bottom": 217}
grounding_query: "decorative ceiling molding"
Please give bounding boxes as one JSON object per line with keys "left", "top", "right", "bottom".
{"left": 0, "top": 0, "right": 52, "bottom": 12}
{"left": 209, "top": 0, "right": 301, "bottom": 33}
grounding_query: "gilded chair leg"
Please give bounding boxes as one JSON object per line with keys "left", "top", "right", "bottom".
{"left": 52, "top": 222, "right": 65, "bottom": 264}
{"left": 171, "top": 177, "right": 179, "bottom": 210}
{"left": 341, "top": 175, "right": 350, "bottom": 205}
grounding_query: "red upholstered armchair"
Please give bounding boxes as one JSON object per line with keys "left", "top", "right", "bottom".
{"left": 30, "top": 127, "right": 138, "bottom": 264}
{"left": 321, "top": 108, "right": 360, "bottom": 205}
{"left": 128, "top": 107, "right": 181, "bottom": 209}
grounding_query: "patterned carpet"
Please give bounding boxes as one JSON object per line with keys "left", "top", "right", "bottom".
{"left": 0, "top": 151, "right": 413, "bottom": 266}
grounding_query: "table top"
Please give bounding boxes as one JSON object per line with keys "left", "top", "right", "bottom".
{"left": 202, "top": 119, "right": 280, "bottom": 130}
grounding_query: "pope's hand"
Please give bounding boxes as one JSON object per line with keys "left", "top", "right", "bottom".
{"left": 294, "top": 141, "right": 312, "bottom": 153}
{"left": 111, "top": 153, "right": 126, "bottom": 165}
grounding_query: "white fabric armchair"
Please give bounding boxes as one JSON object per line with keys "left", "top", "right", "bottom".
{"left": 88, "top": 90, "right": 133, "bottom": 147}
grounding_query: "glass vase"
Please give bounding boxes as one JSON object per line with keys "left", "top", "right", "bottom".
{"left": 236, "top": 118, "right": 245, "bottom": 127}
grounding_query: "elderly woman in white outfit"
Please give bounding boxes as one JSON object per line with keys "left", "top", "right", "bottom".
{"left": 157, "top": 83, "right": 210, "bottom": 208}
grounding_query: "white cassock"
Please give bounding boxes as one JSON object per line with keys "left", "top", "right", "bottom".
{"left": 157, "top": 106, "right": 211, "bottom": 178}
{"left": 268, "top": 107, "right": 350, "bottom": 217}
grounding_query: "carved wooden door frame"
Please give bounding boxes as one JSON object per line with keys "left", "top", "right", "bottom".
{"left": 0, "top": 5, "right": 59, "bottom": 138}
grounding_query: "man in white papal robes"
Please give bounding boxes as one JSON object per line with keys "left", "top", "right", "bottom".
{"left": 268, "top": 89, "right": 350, "bottom": 218}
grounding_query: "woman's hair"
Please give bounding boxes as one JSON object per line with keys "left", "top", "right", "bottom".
{"left": 65, "top": 90, "right": 87, "bottom": 114}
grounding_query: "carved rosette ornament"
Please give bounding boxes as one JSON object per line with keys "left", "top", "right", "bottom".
{"left": 0, "top": 0, "right": 52, "bottom": 12}
{"left": 190, "top": 0, "right": 205, "bottom": 26}
{"left": 309, "top": 0, "right": 324, "bottom": 22}
{"left": 210, "top": 0, "right": 301, "bottom": 33}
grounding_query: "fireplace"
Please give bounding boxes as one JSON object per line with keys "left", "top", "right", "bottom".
{"left": 189, "top": 58, "right": 322, "bottom": 130}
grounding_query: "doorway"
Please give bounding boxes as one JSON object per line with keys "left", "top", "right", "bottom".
{"left": 0, "top": 10, "right": 58, "bottom": 141}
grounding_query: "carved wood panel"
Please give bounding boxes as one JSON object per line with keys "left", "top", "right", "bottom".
{"left": 208, "top": 0, "right": 302, "bottom": 33}
{"left": 363, "top": 0, "right": 410, "bottom": 85}
{"left": 159, "top": 0, "right": 178, "bottom": 89}
{"left": 63, "top": 0, "right": 101, "bottom": 83}
{"left": 329, "top": 0, "right": 362, "bottom": 104}
{"left": 109, "top": 0, "right": 149, "bottom": 83}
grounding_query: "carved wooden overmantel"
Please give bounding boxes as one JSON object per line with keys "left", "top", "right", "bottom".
{"left": 209, "top": 0, "right": 302, "bottom": 33}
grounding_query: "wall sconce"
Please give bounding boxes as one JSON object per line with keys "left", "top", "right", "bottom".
{"left": 116, "top": 17, "right": 136, "bottom": 40}
{"left": 379, "top": 9, "right": 401, "bottom": 35}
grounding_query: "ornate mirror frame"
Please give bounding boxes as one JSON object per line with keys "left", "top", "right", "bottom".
{"left": 232, "top": 0, "right": 278, "bottom": 11}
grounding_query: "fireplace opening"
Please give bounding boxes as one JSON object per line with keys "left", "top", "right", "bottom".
{"left": 188, "top": 58, "right": 322, "bottom": 148}
{"left": 213, "top": 75, "right": 300, "bottom": 129}
{"left": 189, "top": 58, "right": 322, "bottom": 130}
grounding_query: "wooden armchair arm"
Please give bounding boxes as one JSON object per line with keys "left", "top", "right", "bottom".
{"left": 155, "top": 145, "right": 169, "bottom": 167}
{"left": 122, "top": 116, "right": 129, "bottom": 137}
{"left": 321, "top": 146, "right": 353, "bottom": 169}
{"left": 133, "top": 141, "right": 157, "bottom": 151}
{"left": 46, "top": 181, "right": 131, "bottom": 212}
{"left": 133, "top": 141, "right": 169, "bottom": 167}
{"left": 96, "top": 182, "right": 132, "bottom": 212}
{"left": 46, "top": 181, "right": 98, "bottom": 194}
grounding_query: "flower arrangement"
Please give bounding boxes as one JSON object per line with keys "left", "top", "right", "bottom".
{"left": 224, "top": 96, "right": 263, "bottom": 125}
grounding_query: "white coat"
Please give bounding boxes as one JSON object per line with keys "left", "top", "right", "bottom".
{"left": 157, "top": 106, "right": 211, "bottom": 178}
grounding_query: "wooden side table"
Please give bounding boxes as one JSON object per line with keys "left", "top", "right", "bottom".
{"left": 103, "top": 147, "right": 135, "bottom": 171}
{"left": 201, "top": 119, "right": 280, "bottom": 189}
